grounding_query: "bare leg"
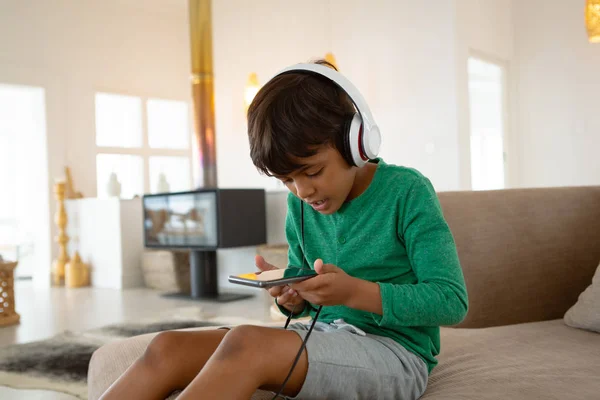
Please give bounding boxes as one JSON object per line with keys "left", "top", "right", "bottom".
{"left": 177, "top": 325, "right": 308, "bottom": 400}
{"left": 99, "top": 328, "right": 229, "bottom": 400}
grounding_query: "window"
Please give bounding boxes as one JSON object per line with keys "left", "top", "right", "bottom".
{"left": 95, "top": 93, "right": 193, "bottom": 198}
{"left": 95, "top": 93, "right": 143, "bottom": 148}
{"left": 147, "top": 99, "right": 190, "bottom": 149}
{"left": 148, "top": 156, "right": 191, "bottom": 194}
{"left": 96, "top": 154, "right": 144, "bottom": 199}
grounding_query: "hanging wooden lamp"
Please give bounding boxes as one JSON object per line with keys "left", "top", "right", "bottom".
{"left": 586, "top": 0, "right": 600, "bottom": 43}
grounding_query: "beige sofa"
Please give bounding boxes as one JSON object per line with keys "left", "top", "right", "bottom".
{"left": 88, "top": 186, "right": 600, "bottom": 399}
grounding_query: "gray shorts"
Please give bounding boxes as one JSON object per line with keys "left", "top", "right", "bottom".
{"left": 284, "top": 320, "right": 428, "bottom": 400}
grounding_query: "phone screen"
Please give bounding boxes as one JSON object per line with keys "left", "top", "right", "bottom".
{"left": 229, "top": 266, "right": 316, "bottom": 288}
{"left": 282, "top": 266, "right": 317, "bottom": 279}
{"left": 237, "top": 269, "right": 285, "bottom": 282}
{"left": 237, "top": 267, "right": 315, "bottom": 282}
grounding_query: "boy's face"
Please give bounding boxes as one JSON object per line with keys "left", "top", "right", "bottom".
{"left": 275, "top": 146, "right": 356, "bottom": 215}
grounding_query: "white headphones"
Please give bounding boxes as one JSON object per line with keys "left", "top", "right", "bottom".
{"left": 272, "top": 63, "right": 381, "bottom": 168}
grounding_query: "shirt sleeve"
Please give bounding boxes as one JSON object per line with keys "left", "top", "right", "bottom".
{"left": 372, "top": 176, "right": 469, "bottom": 327}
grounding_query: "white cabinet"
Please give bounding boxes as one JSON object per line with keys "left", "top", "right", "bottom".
{"left": 65, "top": 198, "right": 144, "bottom": 289}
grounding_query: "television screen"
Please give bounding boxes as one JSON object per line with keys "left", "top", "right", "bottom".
{"left": 143, "top": 191, "right": 218, "bottom": 248}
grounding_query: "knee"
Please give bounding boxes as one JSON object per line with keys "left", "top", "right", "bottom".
{"left": 213, "top": 325, "right": 262, "bottom": 362}
{"left": 141, "top": 331, "right": 180, "bottom": 370}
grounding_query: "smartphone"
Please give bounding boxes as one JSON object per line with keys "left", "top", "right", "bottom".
{"left": 228, "top": 267, "right": 317, "bottom": 289}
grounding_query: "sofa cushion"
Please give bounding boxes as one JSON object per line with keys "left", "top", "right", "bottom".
{"left": 564, "top": 261, "right": 600, "bottom": 333}
{"left": 422, "top": 319, "right": 600, "bottom": 399}
{"left": 89, "top": 320, "right": 600, "bottom": 399}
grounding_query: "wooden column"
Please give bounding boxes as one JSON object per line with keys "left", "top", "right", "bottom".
{"left": 189, "top": 0, "right": 218, "bottom": 188}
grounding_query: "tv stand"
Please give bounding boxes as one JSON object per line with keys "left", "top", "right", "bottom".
{"left": 164, "top": 250, "right": 254, "bottom": 303}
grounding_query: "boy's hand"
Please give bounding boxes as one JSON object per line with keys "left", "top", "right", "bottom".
{"left": 255, "top": 255, "right": 306, "bottom": 313}
{"left": 291, "top": 259, "right": 359, "bottom": 307}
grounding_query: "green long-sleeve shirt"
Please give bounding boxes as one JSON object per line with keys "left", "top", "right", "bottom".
{"left": 278, "top": 159, "right": 468, "bottom": 373}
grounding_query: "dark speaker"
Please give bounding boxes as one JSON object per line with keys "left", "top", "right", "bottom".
{"left": 217, "top": 189, "right": 266, "bottom": 248}
{"left": 142, "top": 188, "right": 266, "bottom": 302}
{"left": 143, "top": 188, "right": 266, "bottom": 250}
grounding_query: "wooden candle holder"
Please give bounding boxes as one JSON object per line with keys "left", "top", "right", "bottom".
{"left": 0, "top": 260, "right": 20, "bottom": 327}
{"left": 52, "top": 180, "right": 70, "bottom": 286}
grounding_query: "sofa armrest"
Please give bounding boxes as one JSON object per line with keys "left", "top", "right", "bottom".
{"left": 88, "top": 330, "right": 156, "bottom": 399}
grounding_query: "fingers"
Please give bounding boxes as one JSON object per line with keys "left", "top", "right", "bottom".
{"left": 276, "top": 288, "right": 303, "bottom": 308}
{"left": 267, "top": 284, "right": 301, "bottom": 306}
{"left": 268, "top": 284, "right": 287, "bottom": 298}
{"left": 314, "top": 258, "right": 324, "bottom": 274}
{"left": 276, "top": 288, "right": 296, "bottom": 305}
{"left": 314, "top": 260, "right": 339, "bottom": 275}
{"left": 292, "top": 275, "right": 322, "bottom": 292}
{"left": 267, "top": 283, "right": 295, "bottom": 295}
{"left": 255, "top": 255, "right": 276, "bottom": 272}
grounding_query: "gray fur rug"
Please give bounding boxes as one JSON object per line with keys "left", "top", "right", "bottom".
{"left": 0, "top": 319, "right": 222, "bottom": 399}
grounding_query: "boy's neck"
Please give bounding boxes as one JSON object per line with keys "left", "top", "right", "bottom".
{"left": 346, "top": 161, "right": 378, "bottom": 201}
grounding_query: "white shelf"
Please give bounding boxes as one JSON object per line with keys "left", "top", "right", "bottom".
{"left": 65, "top": 197, "right": 144, "bottom": 289}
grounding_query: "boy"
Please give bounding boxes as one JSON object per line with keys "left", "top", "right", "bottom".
{"left": 99, "top": 60, "right": 468, "bottom": 400}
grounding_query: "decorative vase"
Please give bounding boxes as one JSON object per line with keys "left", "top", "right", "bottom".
{"left": 106, "top": 172, "right": 121, "bottom": 197}
{"left": 65, "top": 251, "right": 90, "bottom": 288}
{"left": 157, "top": 172, "right": 170, "bottom": 193}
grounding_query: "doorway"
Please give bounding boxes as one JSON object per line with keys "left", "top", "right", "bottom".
{"left": 467, "top": 56, "right": 509, "bottom": 191}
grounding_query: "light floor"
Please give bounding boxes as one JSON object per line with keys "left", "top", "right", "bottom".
{"left": 0, "top": 281, "right": 274, "bottom": 399}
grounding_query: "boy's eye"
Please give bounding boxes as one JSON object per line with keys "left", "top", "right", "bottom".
{"left": 306, "top": 168, "right": 323, "bottom": 178}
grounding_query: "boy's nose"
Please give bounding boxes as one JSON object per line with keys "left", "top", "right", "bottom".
{"left": 295, "top": 181, "right": 315, "bottom": 200}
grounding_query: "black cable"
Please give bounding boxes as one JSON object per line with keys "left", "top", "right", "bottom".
{"left": 270, "top": 201, "right": 322, "bottom": 400}
{"left": 271, "top": 305, "right": 323, "bottom": 400}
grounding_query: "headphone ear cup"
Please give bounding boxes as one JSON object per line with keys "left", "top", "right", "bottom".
{"left": 347, "top": 113, "right": 367, "bottom": 167}
{"left": 342, "top": 115, "right": 357, "bottom": 167}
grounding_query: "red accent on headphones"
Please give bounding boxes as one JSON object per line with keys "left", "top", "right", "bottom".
{"left": 357, "top": 126, "right": 368, "bottom": 161}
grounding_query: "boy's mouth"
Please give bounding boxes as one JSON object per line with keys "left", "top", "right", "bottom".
{"left": 309, "top": 199, "right": 328, "bottom": 211}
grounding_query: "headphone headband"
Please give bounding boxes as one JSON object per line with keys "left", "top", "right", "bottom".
{"left": 274, "top": 63, "right": 377, "bottom": 136}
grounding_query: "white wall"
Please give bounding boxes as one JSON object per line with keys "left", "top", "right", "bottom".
{"left": 454, "top": 0, "right": 515, "bottom": 189}
{"left": 10, "top": 1, "right": 594, "bottom": 290}
{"left": 512, "top": 0, "right": 600, "bottom": 187}
{"left": 0, "top": 0, "right": 486, "bottom": 288}
{"left": 213, "top": 0, "right": 462, "bottom": 192}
